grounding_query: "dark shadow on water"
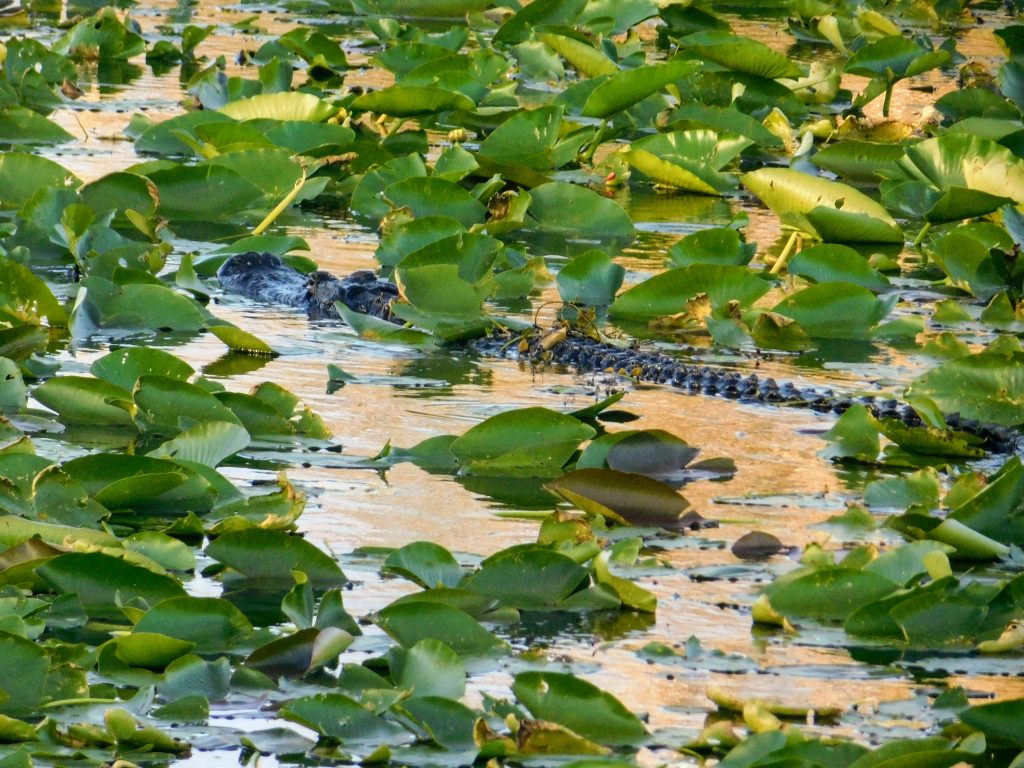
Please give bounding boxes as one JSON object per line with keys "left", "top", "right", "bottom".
{"left": 456, "top": 474, "right": 559, "bottom": 510}
{"left": 501, "top": 609, "right": 656, "bottom": 645}
{"left": 389, "top": 350, "right": 494, "bottom": 398}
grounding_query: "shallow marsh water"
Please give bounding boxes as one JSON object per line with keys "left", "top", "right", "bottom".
{"left": 11, "top": 0, "right": 1024, "bottom": 761}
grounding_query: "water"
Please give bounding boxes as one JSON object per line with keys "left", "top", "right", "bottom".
{"left": 13, "top": 0, "right": 1024, "bottom": 754}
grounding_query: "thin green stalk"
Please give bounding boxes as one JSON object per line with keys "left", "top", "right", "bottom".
{"left": 252, "top": 167, "right": 307, "bottom": 236}
{"left": 769, "top": 230, "right": 800, "bottom": 275}
{"left": 580, "top": 119, "right": 609, "bottom": 166}
{"left": 882, "top": 83, "right": 893, "bottom": 118}
{"left": 913, "top": 221, "right": 931, "bottom": 248}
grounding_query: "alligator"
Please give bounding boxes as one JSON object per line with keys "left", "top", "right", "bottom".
{"left": 216, "top": 251, "right": 1019, "bottom": 452}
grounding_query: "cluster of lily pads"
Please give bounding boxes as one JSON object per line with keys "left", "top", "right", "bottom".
{"left": 3, "top": 0, "right": 1024, "bottom": 764}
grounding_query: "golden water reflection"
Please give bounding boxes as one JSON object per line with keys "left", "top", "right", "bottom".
{"left": 27, "top": 0, "right": 1024, "bottom": 749}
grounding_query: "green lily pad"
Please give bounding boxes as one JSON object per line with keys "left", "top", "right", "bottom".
{"left": 582, "top": 60, "right": 698, "bottom": 118}
{"left": 545, "top": 468, "right": 691, "bottom": 527}
{"left": 0, "top": 152, "right": 80, "bottom": 209}
{"left": 384, "top": 177, "right": 486, "bottom": 227}
{"left": 742, "top": 168, "right": 904, "bottom": 243}
{"left": 280, "top": 692, "right": 408, "bottom": 744}
{"left": 133, "top": 375, "right": 242, "bottom": 434}
{"left": 787, "top": 244, "right": 890, "bottom": 291}
{"left": 668, "top": 228, "right": 755, "bottom": 268}
{"left": 36, "top": 551, "right": 186, "bottom": 619}
{"left": 772, "top": 282, "right": 895, "bottom": 339}
{"left": 382, "top": 541, "right": 463, "bottom": 589}
{"left": 134, "top": 596, "right": 253, "bottom": 653}
{"left": 906, "top": 351, "right": 1024, "bottom": 426}
{"left": 112, "top": 632, "right": 196, "bottom": 670}
{"left": 388, "top": 638, "right": 465, "bottom": 699}
{"left": 766, "top": 567, "right": 899, "bottom": 620}
{"left": 477, "top": 106, "right": 566, "bottom": 171}
{"left": 463, "top": 547, "right": 588, "bottom": 608}
{"left": 220, "top": 92, "right": 337, "bottom": 122}
{"left": 513, "top": 671, "right": 647, "bottom": 746}
{"left": 611, "top": 264, "right": 770, "bottom": 319}
{"left": 33, "top": 376, "right": 134, "bottom": 427}
{"left": 557, "top": 249, "right": 625, "bottom": 306}
{"left": 374, "top": 601, "right": 505, "bottom": 655}
{"left": 449, "top": 406, "right": 595, "bottom": 476}
{"left": 680, "top": 30, "right": 801, "bottom": 79}
{"left": 0, "top": 634, "right": 49, "bottom": 716}
{"left": 146, "top": 164, "right": 264, "bottom": 221}
{"left": 352, "top": 86, "right": 474, "bottom": 117}
{"left": 206, "top": 529, "right": 346, "bottom": 588}
{"left": 91, "top": 347, "right": 194, "bottom": 392}
{"left": 0, "top": 106, "right": 73, "bottom": 145}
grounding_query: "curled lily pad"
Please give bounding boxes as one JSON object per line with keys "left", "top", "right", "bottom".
{"left": 0, "top": 259, "right": 67, "bottom": 327}
{"left": 219, "top": 92, "right": 337, "bottom": 122}
{"left": 51, "top": 8, "right": 144, "bottom": 60}
{"left": 33, "top": 376, "right": 134, "bottom": 427}
{"left": 382, "top": 541, "right": 463, "bottom": 589}
{"left": 883, "top": 135, "right": 1024, "bottom": 222}
{"left": 742, "top": 168, "right": 903, "bottom": 243}
{"left": 246, "top": 627, "right": 352, "bottom": 677}
{"left": 623, "top": 130, "right": 750, "bottom": 194}
{"left": 545, "top": 468, "right": 692, "bottom": 527}
{"left": 577, "top": 429, "right": 699, "bottom": 480}
{"left": 537, "top": 32, "right": 618, "bottom": 78}
{"left": 680, "top": 30, "right": 801, "bottom": 79}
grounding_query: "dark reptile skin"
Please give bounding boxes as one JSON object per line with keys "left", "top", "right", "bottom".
{"left": 216, "top": 252, "right": 1019, "bottom": 452}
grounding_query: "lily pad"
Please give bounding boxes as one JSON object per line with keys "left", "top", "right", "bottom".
{"left": 545, "top": 468, "right": 692, "bottom": 527}
{"left": 525, "top": 182, "right": 634, "bottom": 241}
{"left": 513, "top": 671, "right": 647, "bottom": 746}
{"left": 449, "top": 407, "right": 595, "bottom": 476}
{"left": 742, "top": 168, "right": 903, "bottom": 243}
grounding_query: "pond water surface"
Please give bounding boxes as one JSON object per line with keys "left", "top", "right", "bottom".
{"left": 13, "top": 0, "right": 1024, "bottom": 763}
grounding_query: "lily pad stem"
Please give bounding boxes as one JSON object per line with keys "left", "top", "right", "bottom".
{"left": 769, "top": 230, "right": 800, "bottom": 275}
{"left": 913, "top": 222, "right": 931, "bottom": 249}
{"left": 386, "top": 117, "right": 407, "bottom": 137}
{"left": 580, "top": 120, "right": 609, "bottom": 165}
{"left": 252, "top": 167, "right": 307, "bottom": 236}
{"left": 882, "top": 83, "right": 893, "bottom": 118}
